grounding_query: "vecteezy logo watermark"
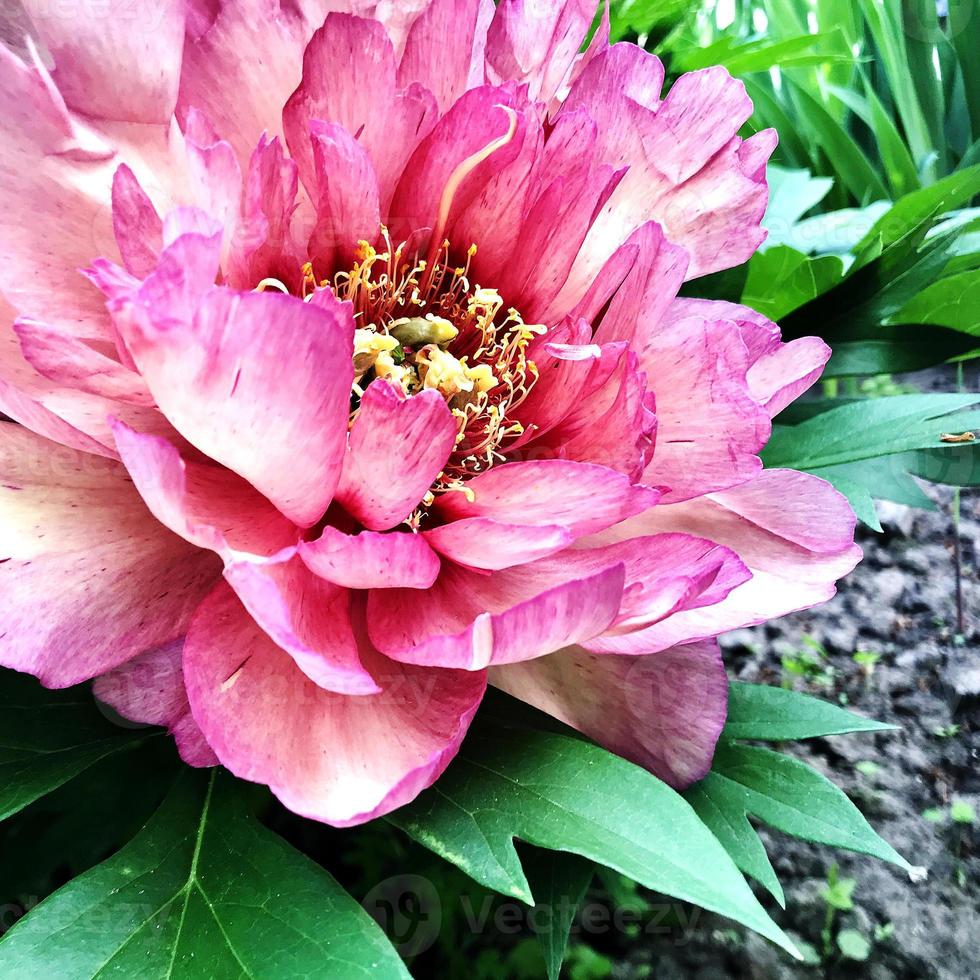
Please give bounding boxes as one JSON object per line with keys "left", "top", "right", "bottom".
{"left": 362, "top": 875, "right": 703, "bottom": 957}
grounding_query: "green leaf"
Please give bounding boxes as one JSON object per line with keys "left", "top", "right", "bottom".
{"left": 522, "top": 849, "right": 594, "bottom": 980}
{"left": 741, "top": 246, "right": 845, "bottom": 320}
{"left": 762, "top": 393, "right": 980, "bottom": 471}
{"left": 0, "top": 668, "right": 152, "bottom": 822}
{"left": 710, "top": 743, "right": 913, "bottom": 870}
{"left": 0, "top": 770, "right": 408, "bottom": 979}
{"left": 723, "top": 682, "right": 897, "bottom": 742}
{"left": 683, "top": 777, "right": 785, "bottom": 907}
{"left": 389, "top": 722, "right": 800, "bottom": 957}
{"left": 891, "top": 269, "right": 980, "bottom": 333}
{"left": 837, "top": 928, "right": 872, "bottom": 961}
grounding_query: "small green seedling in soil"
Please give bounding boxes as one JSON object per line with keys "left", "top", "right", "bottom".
{"left": 781, "top": 636, "right": 835, "bottom": 690}
{"left": 933, "top": 724, "right": 962, "bottom": 739}
{"left": 820, "top": 863, "right": 857, "bottom": 958}
{"left": 855, "top": 760, "right": 880, "bottom": 778}
{"left": 853, "top": 650, "right": 881, "bottom": 686}
{"left": 874, "top": 922, "right": 895, "bottom": 943}
{"left": 923, "top": 807, "right": 945, "bottom": 823}
{"left": 951, "top": 800, "right": 976, "bottom": 825}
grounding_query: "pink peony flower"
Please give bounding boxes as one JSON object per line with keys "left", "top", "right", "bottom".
{"left": 0, "top": 0, "right": 860, "bottom": 826}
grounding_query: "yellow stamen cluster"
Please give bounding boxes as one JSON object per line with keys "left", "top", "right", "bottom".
{"left": 326, "top": 228, "right": 543, "bottom": 503}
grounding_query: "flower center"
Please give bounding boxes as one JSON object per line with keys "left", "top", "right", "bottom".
{"left": 257, "top": 229, "right": 543, "bottom": 513}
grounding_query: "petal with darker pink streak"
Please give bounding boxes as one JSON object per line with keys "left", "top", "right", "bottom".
{"left": 94, "top": 640, "right": 218, "bottom": 767}
{"left": 111, "top": 421, "right": 298, "bottom": 557}
{"left": 123, "top": 281, "right": 354, "bottom": 528}
{"left": 283, "top": 13, "right": 438, "bottom": 210}
{"left": 490, "top": 639, "right": 728, "bottom": 788}
{"left": 0, "top": 424, "right": 221, "bottom": 687}
{"left": 662, "top": 298, "right": 830, "bottom": 418}
{"left": 638, "top": 317, "right": 771, "bottom": 502}
{"left": 397, "top": 0, "right": 494, "bottom": 111}
{"left": 300, "top": 525, "right": 441, "bottom": 590}
{"left": 183, "top": 581, "right": 486, "bottom": 826}
{"left": 111, "top": 163, "right": 164, "bottom": 277}
{"left": 424, "top": 518, "right": 573, "bottom": 570}
{"left": 592, "top": 469, "right": 862, "bottom": 650}
{"left": 223, "top": 553, "right": 380, "bottom": 695}
{"left": 336, "top": 379, "right": 457, "bottom": 531}
{"left": 368, "top": 559, "right": 626, "bottom": 669}
{"left": 308, "top": 121, "right": 382, "bottom": 270}
{"left": 435, "top": 460, "right": 660, "bottom": 537}
{"left": 486, "top": 0, "right": 598, "bottom": 104}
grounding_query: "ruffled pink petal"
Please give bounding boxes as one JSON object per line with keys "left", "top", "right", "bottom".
{"left": 638, "top": 317, "right": 771, "bottom": 502}
{"left": 283, "top": 13, "right": 438, "bottom": 211}
{"left": 490, "top": 639, "right": 728, "bottom": 788}
{"left": 397, "top": 0, "right": 494, "bottom": 110}
{"left": 111, "top": 421, "right": 299, "bottom": 557}
{"left": 93, "top": 640, "right": 218, "bottom": 767}
{"left": 561, "top": 50, "right": 772, "bottom": 284}
{"left": 223, "top": 552, "right": 381, "bottom": 694}
{"left": 593, "top": 469, "right": 862, "bottom": 650}
{"left": 21, "top": 0, "right": 185, "bottom": 123}
{"left": 121, "top": 270, "right": 354, "bottom": 528}
{"left": 299, "top": 525, "right": 441, "bottom": 589}
{"left": 336, "top": 379, "right": 458, "bottom": 531}
{"left": 660, "top": 298, "right": 830, "bottom": 420}
{"left": 183, "top": 581, "right": 486, "bottom": 826}
{"left": 486, "top": 0, "right": 597, "bottom": 104}
{"left": 308, "top": 121, "right": 382, "bottom": 270}
{"left": 424, "top": 518, "right": 573, "bottom": 570}
{"left": 0, "top": 424, "right": 220, "bottom": 687}
{"left": 369, "top": 560, "right": 627, "bottom": 670}
{"left": 435, "top": 460, "right": 660, "bottom": 537}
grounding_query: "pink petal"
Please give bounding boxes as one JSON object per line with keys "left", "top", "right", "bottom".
{"left": 435, "top": 460, "right": 660, "bottom": 537}
{"left": 593, "top": 469, "right": 862, "bottom": 649}
{"left": 397, "top": 0, "right": 494, "bottom": 111}
{"left": 486, "top": 0, "right": 598, "bottom": 104}
{"left": 93, "top": 640, "right": 218, "bottom": 767}
{"left": 369, "top": 560, "right": 627, "bottom": 670}
{"left": 112, "top": 164, "right": 164, "bottom": 277}
{"left": 123, "top": 280, "right": 354, "bottom": 528}
{"left": 424, "top": 518, "right": 573, "bottom": 570}
{"left": 14, "top": 318, "right": 153, "bottom": 406}
{"left": 336, "top": 379, "right": 457, "bottom": 531}
{"left": 663, "top": 298, "right": 830, "bottom": 418}
{"left": 21, "top": 0, "right": 185, "bottom": 123}
{"left": 223, "top": 553, "right": 381, "bottom": 695}
{"left": 299, "top": 525, "right": 441, "bottom": 589}
{"left": 183, "top": 581, "right": 486, "bottom": 826}
{"left": 225, "top": 134, "right": 302, "bottom": 291}
{"left": 283, "top": 13, "right": 438, "bottom": 211}
{"left": 491, "top": 639, "right": 728, "bottom": 788}
{"left": 111, "top": 421, "right": 298, "bottom": 557}
{"left": 308, "top": 121, "right": 382, "bottom": 270}
{"left": 638, "top": 316, "right": 771, "bottom": 502}
{"left": 0, "top": 424, "right": 220, "bottom": 686}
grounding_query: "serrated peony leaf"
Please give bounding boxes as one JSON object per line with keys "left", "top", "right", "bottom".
{"left": 389, "top": 725, "right": 800, "bottom": 957}
{"left": 0, "top": 668, "right": 152, "bottom": 822}
{"left": 711, "top": 743, "right": 912, "bottom": 871}
{"left": 0, "top": 770, "right": 409, "bottom": 979}
{"left": 522, "top": 848, "right": 594, "bottom": 980}
{"left": 684, "top": 774, "right": 785, "bottom": 907}
{"left": 722, "top": 682, "right": 897, "bottom": 742}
